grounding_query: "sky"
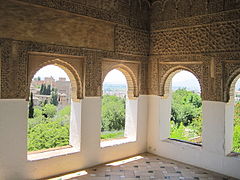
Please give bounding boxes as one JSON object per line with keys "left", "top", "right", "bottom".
{"left": 33, "top": 65, "right": 70, "bottom": 81}
{"left": 172, "top": 70, "right": 201, "bottom": 92}
{"left": 236, "top": 80, "right": 240, "bottom": 91}
{"left": 103, "top": 69, "right": 127, "bottom": 84}
{"left": 33, "top": 65, "right": 240, "bottom": 91}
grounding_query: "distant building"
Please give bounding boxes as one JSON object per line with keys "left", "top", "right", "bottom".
{"left": 235, "top": 91, "right": 240, "bottom": 102}
{"left": 33, "top": 94, "right": 51, "bottom": 106}
{"left": 30, "top": 77, "right": 71, "bottom": 107}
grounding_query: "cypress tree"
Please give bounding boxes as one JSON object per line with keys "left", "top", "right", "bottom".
{"left": 50, "top": 90, "right": 58, "bottom": 106}
{"left": 40, "top": 84, "right": 43, "bottom": 95}
{"left": 43, "top": 99, "right": 48, "bottom": 106}
{"left": 42, "top": 84, "right": 47, "bottom": 95}
{"left": 28, "top": 92, "right": 34, "bottom": 118}
{"left": 47, "top": 84, "right": 51, "bottom": 95}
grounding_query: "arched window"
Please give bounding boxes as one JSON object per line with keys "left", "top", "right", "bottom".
{"left": 233, "top": 78, "right": 240, "bottom": 153}
{"left": 27, "top": 65, "right": 81, "bottom": 159}
{"left": 226, "top": 75, "right": 240, "bottom": 155}
{"left": 169, "top": 70, "right": 202, "bottom": 145}
{"left": 101, "top": 69, "right": 137, "bottom": 147}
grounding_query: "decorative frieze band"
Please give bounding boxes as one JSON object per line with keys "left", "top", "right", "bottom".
{"left": 151, "top": 8, "right": 240, "bottom": 30}
{"left": 16, "top": 0, "right": 148, "bottom": 30}
{"left": 150, "top": 20, "right": 240, "bottom": 55}
{"left": 115, "top": 26, "right": 149, "bottom": 56}
{"left": 0, "top": 38, "right": 147, "bottom": 99}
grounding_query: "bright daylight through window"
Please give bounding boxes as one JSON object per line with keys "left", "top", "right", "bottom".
{"left": 169, "top": 70, "right": 202, "bottom": 145}
{"left": 233, "top": 78, "right": 240, "bottom": 153}
{"left": 101, "top": 69, "right": 127, "bottom": 142}
{"left": 28, "top": 65, "right": 72, "bottom": 153}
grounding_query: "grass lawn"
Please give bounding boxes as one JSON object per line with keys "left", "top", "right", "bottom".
{"left": 101, "top": 130, "right": 124, "bottom": 140}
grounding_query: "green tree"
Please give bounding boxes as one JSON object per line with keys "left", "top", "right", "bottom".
{"left": 171, "top": 89, "right": 202, "bottom": 126}
{"left": 101, "top": 95, "right": 125, "bottom": 131}
{"left": 40, "top": 84, "right": 43, "bottom": 95}
{"left": 40, "top": 84, "right": 47, "bottom": 95}
{"left": 233, "top": 102, "right": 240, "bottom": 152}
{"left": 27, "top": 118, "right": 69, "bottom": 151}
{"left": 46, "top": 84, "right": 51, "bottom": 95}
{"left": 50, "top": 89, "right": 58, "bottom": 106}
{"left": 43, "top": 99, "right": 48, "bottom": 106}
{"left": 42, "top": 104, "right": 57, "bottom": 118}
{"left": 28, "top": 92, "right": 34, "bottom": 118}
{"left": 27, "top": 105, "right": 71, "bottom": 151}
{"left": 170, "top": 89, "right": 203, "bottom": 143}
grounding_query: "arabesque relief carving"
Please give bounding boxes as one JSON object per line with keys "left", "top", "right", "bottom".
{"left": 0, "top": 0, "right": 240, "bottom": 102}
{"left": 223, "top": 60, "right": 240, "bottom": 102}
{"left": 28, "top": 53, "right": 85, "bottom": 101}
{"left": 102, "top": 59, "right": 140, "bottom": 99}
{"left": 115, "top": 25, "right": 149, "bottom": 56}
{"left": 0, "top": 38, "right": 147, "bottom": 99}
{"left": 151, "top": 20, "right": 240, "bottom": 55}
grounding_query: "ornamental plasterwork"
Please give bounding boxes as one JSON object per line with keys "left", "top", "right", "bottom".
{"left": 151, "top": 4, "right": 240, "bottom": 30}
{"left": 16, "top": 0, "right": 149, "bottom": 30}
{"left": 115, "top": 25, "right": 149, "bottom": 56}
{"left": 28, "top": 52, "right": 85, "bottom": 101}
{"left": 0, "top": 38, "right": 147, "bottom": 99}
{"left": 150, "top": 20, "right": 240, "bottom": 55}
{"left": 102, "top": 59, "right": 140, "bottom": 99}
{"left": 223, "top": 60, "right": 240, "bottom": 102}
{"left": 158, "top": 62, "right": 203, "bottom": 98}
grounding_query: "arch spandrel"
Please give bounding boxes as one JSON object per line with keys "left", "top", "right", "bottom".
{"left": 159, "top": 65, "right": 203, "bottom": 98}
{"left": 27, "top": 53, "right": 84, "bottom": 101}
{"left": 102, "top": 60, "right": 140, "bottom": 99}
{"left": 224, "top": 61, "right": 240, "bottom": 102}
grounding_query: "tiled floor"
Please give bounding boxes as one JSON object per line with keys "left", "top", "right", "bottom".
{"left": 50, "top": 153, "right": 237, "bottom": 180}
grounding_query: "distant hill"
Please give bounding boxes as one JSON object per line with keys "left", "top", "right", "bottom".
{"left": 103, "top": 79, "right": 240, "bottom": 93}
{"left": 103, "top": 83, "right": 127, "bottom": 91}
{"left": 172, "top": 79, "right": 201, "bottom": 93}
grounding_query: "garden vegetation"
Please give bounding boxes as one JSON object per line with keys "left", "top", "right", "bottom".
{"left": 28, "top": 90, "right": 240, "bottom": 152}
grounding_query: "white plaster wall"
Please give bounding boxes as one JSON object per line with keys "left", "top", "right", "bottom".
{"left": 0, "top": 96, "right": 148, "bottom": 179}
{"left": 2, "top": 95, "right": 240, "bottom": 179}
{"left": 225, "top": 101, "right": 235, "bottom": 155}
{"left": 125, "top": 98, "right": 138, "bottom": 139}
{"left": 0, "top": 100, "right": 28, "bottom": 180}
{"left": 69, "top": 100, "right": 81, "bottom": 149}
{"left": 147, "top": 97, "right": 240, "bottom": 179}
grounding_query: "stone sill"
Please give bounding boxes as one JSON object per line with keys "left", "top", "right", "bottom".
{"left": 100, "top": 137, "right": 136, "bottom": 148}
{"left": 227, "top": 152, "right": 240, "bottom": 159}
{"left": 161, "top": 138, "right": 202, "bottom": 150}
{"left": 28, "top": 145, "right": 80, "bottom": 161}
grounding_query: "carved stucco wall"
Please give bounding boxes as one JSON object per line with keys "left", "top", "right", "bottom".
{"left": 0, "top": 0, "right": 115, "bottom": 52}
{"left": 149, "top": 0, "right": 240, "bottom": 102}
{"left": 115, "top": 26, "right": 149, "bottom": 56}
{"left": 150, "top": 0, "right": 240, "bottom": 29}
{"left": 223, "top": 60, "right": 240, "bottom": 102}
{"left": 0, "top": 0, "right": 240, "bottom": 102}
{"left": 16, "top": 0, "right": 150, "bottom": 30}
{"left": 0, "top": 38, "right": 147, "bottom": 99}
{"left": 0, "top": 0, "right": 148, "bottom": 99}
{"left": 102, "top": 59, "right": 140, "bottom": 99}
{"left": 150, "top": 20, "right": 240, "bottom": 55}
{"left": 28, "top": 53, "right": 85, "bottom": 100}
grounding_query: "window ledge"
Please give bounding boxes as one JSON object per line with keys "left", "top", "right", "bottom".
{"left": 27, "top": 146, "right": 80, "bottom": 161}
{"left": 161, "top": 138, "right": 202, "bottom": 149}
{"left": 100, "top": 137, "right": 136, "bottom": 148}
{"left": 227, "top": 152, "right": 240, "bottom": 159}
